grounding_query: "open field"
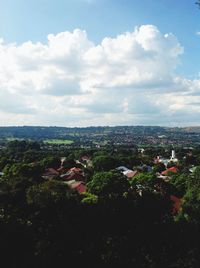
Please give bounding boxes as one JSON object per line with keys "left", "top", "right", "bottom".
{"left": 43, "top": 139, "right": 74, "bottom": 145}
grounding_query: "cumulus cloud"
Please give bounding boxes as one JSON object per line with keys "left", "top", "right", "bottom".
{"left": 0, "top": 25, "right": 200, "bottom": 126}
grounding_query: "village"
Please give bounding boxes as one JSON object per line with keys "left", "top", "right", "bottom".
{"left": 38, "top": 148, "right": 196, "bottom": 214}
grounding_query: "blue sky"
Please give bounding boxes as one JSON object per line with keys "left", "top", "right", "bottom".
{"left": 1, "top": 0, "right": 199, "bottom": 76}
{"left": 0, "top": 0, "right": 200, "bottom": 126}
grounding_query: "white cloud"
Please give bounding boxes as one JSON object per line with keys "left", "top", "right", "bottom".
{"left": 0, "top": 25, "right": 200, "bottom": 126}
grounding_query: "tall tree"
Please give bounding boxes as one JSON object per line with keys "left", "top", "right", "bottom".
{"left": 87, "top": 171, "right": 130, "bottom": 198}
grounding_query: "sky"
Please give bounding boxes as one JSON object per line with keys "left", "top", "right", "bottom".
{"left": 0, "top": 0, "right": 200, "bottom": 126}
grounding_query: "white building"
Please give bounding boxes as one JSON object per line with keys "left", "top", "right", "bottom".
{"left": 170, "top": 150, "right": 178, "bottom": 163}
{"left": 155, "top": 150, "right": 178, "bottom": 167}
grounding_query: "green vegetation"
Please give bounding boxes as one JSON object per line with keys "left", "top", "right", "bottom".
{"left": 43, "top": 139, "right": 74, "bottom": 145}
{"left": 1, "top": 126, "right": 200, "bottom": 148}
{"left": 0, "top": 140, "right": 200, "bottom": 267}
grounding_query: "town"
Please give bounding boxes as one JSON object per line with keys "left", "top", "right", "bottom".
{"left": 1, "top": 126, "right": 200, "bottom": 148}
{"left": 0, "top": 131, "right": 200, "bottom": 266}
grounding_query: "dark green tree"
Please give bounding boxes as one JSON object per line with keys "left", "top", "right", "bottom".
{"left": 87, "top": 171, "right": 130, "bottom": 198}
{"left": 92, "top": 156, "right": 119, "bottom": 171}
{"left": 153, "top": 162, "right": 166, "bottom": 173}
{"left": 40, "top": 156, "right": 61, "bottom": 169}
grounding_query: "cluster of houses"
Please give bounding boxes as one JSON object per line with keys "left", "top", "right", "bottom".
{"left": 42, "top": 150, "right": 179, "bottom": 196}
{"left": 0, "top": 148, "right": 186, "bottom": 215}
{"left": 116, "top": 150, "right": 179, "bottom": 179}
{"left": 115, "top": 150, "right": 181, "bottom": 213}
{"left": 42, "top": 158, "right": 88, "bottom": 194}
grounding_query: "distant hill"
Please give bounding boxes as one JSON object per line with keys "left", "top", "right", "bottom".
{"left": 0, "top": 125, "right": 200, "bottom": 147}
{"left": 181, "top": 127, "right": 200, "bottom": 133}
{"left": 0, "top": 125, "right": 168, "bottom": 140}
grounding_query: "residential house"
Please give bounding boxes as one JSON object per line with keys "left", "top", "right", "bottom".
{"left": 123, "top": 170, "right": 139, "bottom": 179}
{"left": 161, "top": 167, "right": 178, "bottom": 176}
{"left": 65, "top": 180, "right": 86, "bottom": 194}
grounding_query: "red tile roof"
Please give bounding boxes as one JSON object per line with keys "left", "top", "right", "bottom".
{"left": 123, "top": 170, "right": 138, "bottom": 178}
{"left": 161, "top": 167, "right": 178, "bottom": 176}
{"left": 71, "top": 182, "right": 86, "bottom": 194}
{"left": 66, "top": 180, "right": 86, "bottom": 194}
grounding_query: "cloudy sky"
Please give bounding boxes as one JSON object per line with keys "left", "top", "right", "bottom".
{"left": 0, "top": 0, "right": 200, "bottom": 126}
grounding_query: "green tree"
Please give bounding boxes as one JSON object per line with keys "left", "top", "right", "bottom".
{"left": 180, "top": 187, "right": 200, "bottom": 224}
{"left": 41, "top": 156, "right": 61, "bottom": 169}
{"left": 81, "top": 192, "right": 98, "bottom": 204}
{"left": 2, "top": 163, "right": 43, "bottom": 191}
{"left": 26, "top": 180, "right": 75, "bottom": 208}
{"left": 87, "top": 171, "right": 130, "bottom": 198}
{"left": 92, "top": 156, "right": 119, "bottom": 171}
{"left": 170, "top": 174, "right": 188, "bottom": 197}
{"left": 153, "top": 162, "right": 166, "bottom": 173}
{"left": 0, "top": 157, "right": 12, "bottom": 171}
{"left": 130, "top": 172, "right": 156, "bottom": 186}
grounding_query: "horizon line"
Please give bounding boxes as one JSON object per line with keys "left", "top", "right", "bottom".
{"left": 0, "top": 125, "right": 200, "bottom": 128}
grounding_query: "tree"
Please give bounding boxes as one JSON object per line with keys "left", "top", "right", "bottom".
{"left": 0, "top": 157, "right": 12, "bottom": 171}
{"left": 177, "top": 166, "right": 200, "bottom": 224}
{"left": 81, "top": 192, "right": 98, "bottom": 204}
{"left": 1, "top": 163, "right": 44, "bottom": 194}
{"left": 170, "top": 174, "right": 188, "bottom": 197}
{"left": 130, "top": 172, "right": 156, "bottom": 186}
{"left": 180, "top": 187, "right": 200, "bottom": 224}
{"left": 153, "top": 162, "right": 166, "bottom": 173}
{"left": 26, "top": 180, "right": 76, "bottom": 208}
{"left": 87, "top": 171, "right": 130, "bottom": 198}
{"left": 40, "top": 156, "right": 61, "bottom": 169}
{"left": 92, "top": 155, "right": 120, "bottom": 172}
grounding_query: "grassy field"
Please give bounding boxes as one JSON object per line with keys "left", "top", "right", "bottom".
{"left": 43, "top": 139, "right": 74, "bottom": 145}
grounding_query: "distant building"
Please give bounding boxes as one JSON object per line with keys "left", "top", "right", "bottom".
{"left": 116, "top": 166, "right": 130, "bottom": 172}
{"left": 154, "top": 150, "right": 178, "bottom": 167}
{"left": 170, "top": 150, "right": 178, "bottom": 163}
{"left": 123, "top": 170, "right": 139, "bottom": 179}
{"left": 116, "top": 166, "right": 139, "bottom": 179}
{"left": 60, "top": 167, "right": 84, "bottom": 181}
{"left": 154, "top": 156, "right": 168, "bottom": 166}
{"left": 138, "top": 148, "right": 145, "bottom": 154}
{"left": 60, "top": 157, "right": 67, "bottom": 166}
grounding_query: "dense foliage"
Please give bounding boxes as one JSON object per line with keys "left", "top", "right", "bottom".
{"left": 0, "top": 140, "right": 200, "bottom": 267}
